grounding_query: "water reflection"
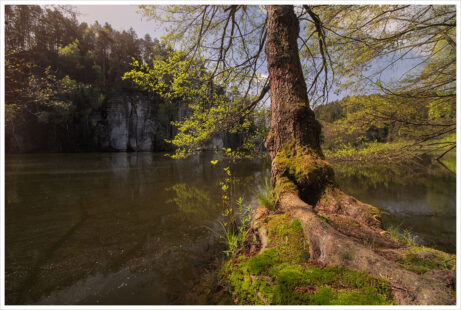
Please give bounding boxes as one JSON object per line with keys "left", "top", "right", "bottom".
{"left": 5, "top": 153, "right": 265, "bottom": 305}
{"left": 333, "top": 160, "right": 456, "bottom": 253}
{"left": 166, "top": 184, "right": 219, "bottom": 224}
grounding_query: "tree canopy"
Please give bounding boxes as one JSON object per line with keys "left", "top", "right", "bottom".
{"left": 126, "top": 4, "right": 455, "bottom": 159}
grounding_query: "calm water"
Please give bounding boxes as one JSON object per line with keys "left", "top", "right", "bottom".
{"left": 334, "top": 160, "right": 456, "bottom": 253}
{"left": 5, "top": 153, "right": 456, "bottom": 305}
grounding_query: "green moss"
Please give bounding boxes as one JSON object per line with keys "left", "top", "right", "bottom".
{"left": 396, "top": 263, "right": 429, "bottom": 274}
{"left": 308, "top": 287, "right": 336, "bottom": 305}
{"left": 275, "top": 140, "right": 331, "bottom": 183}
{"left": 268, "top": 264, "right": 392, "bottom": 304}
{"left": 247, "top": 249, "right": 277, "bottom": 275}
{"left": 395, "top": 247, "right": 456, "bottom": 274}
{"left": 265, "top": 214, "right": 309, "bottom": 263}
{"left": 221, "top": 256, "right": 262, "bottom": 304}
{"left": 273, "top": 141, "right": 334, "bottom": 203}
{"left": 273, "top": 263, "right": 305, "bottom": 285}
{"left": 341, "top": 269, "right": 378, "bottom": 288}
{"left": 335, "top": 287, "right": 390, "bottom": 305}
{"left": 292, "top": 218, "right": 302, "bottom": 230}
{"left": 219, "top": 214, "right": 393, "bottom": 305}
{"left": 274, "top": 176, "right": 298, "bottom": 197}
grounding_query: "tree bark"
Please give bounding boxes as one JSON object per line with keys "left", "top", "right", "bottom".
{"left": 265, "top": 5, "right": 331, "bottom": 205}
{"left": 265, "top": 5, "right": 322, "bottom": 160}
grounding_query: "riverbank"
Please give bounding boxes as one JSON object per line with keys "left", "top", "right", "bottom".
{"left": 209, "top": 148, "right": 456, "bottom": 305}
{"left": 214, "top": 204, "right": 456, "bottom": 305}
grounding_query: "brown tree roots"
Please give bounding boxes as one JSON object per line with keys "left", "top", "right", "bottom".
{"left": 275, "top": 188, "right": 456, "bottom": 305}
{"left": 221, "top": 141, "right": 455, "bottom": 305}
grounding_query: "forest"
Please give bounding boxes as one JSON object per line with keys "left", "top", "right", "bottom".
{"left": 3, "top": 4, "right": 457, "bottom": 307}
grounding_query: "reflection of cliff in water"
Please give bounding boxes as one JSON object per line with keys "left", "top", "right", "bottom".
{"left": 333, "top": 160, "right": 456, "bottom": 253}
{"left": 5, "top": 153, "right": 266, "bottom": 305}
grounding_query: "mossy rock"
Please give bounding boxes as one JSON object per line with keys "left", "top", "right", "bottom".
{"left": 219, "top": 214, "right": 393, "bottom": 305}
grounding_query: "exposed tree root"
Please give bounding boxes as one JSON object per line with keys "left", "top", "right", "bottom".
{"left": 276, "top": 190, "right": 455, "bottom": 305}
{"left": 245, "top": 138, "right": 456, "bottom": 304}
{"left": 315, "top": 187, "right": 401, "bottom": 249}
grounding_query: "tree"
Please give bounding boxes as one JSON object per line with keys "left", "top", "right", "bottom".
{"left": 128, "top": 5, "right": 455, "bottom": 304}
{"left": 313, "top": 93, "right": 454, "bottom": 162}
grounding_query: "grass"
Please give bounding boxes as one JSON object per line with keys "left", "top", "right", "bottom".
{"left": 257, "top": 178, "right": 278, "bottom": 210}
{"left": 384, "top": 224, "right": 418, "bottom": 246}
{"left": 210, "top": 197, "right": 253, "bottom": 257}
{"left": 215, "top": 220, "right": 241, "bottom": 257}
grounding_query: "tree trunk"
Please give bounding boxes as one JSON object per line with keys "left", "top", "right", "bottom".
{"left": 265, "top": 5, "right": 322, "bottom": 160}
{"left": 259, "top": 5, "right": 455, "bottom": 305}
{"left": 265, "top": 5, "right": 331, "bottom": 205}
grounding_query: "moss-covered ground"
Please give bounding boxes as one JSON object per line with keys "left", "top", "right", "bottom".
{"left": 394, "top": 247, "right": 456, "bottom": 274}
{"left": 219, "top": 213, "right": 394, "bottom": 305}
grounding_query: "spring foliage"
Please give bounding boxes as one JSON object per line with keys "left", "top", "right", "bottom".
{"left": 123, "top": 50, "right": 268, "bottom": 158}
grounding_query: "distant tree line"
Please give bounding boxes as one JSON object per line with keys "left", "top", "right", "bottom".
{"left": 315, "top": 94, "right": 455, "bottom": 161}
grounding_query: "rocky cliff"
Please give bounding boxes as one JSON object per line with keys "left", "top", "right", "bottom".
{"left": 6, "top": 93, "right": 236, "bottom": 153}
{"left": 95, "top": 96, "right": 158, "bottom": 151}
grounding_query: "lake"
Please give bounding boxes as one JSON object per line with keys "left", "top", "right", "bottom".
{"left": 4, "top": 153, "right": 456, "bottom": 305}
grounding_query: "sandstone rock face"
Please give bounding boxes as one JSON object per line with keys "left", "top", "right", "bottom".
{"left": 96, "top": 95, "right": 160, "bottom": 151}
{"left": 129, "top": 97, "right": 156, "bottom": 151}
{"left": 6, "top": 93, "right": 247, "bottom": 153}
{"left": 98, "top": 95, "right": 241, "bottom": 152}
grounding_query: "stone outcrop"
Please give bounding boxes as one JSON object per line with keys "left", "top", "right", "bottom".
{"left": 96, "top": 95, "right": 158, "bottom": 151}
{"left": 6, "top": 93, "right": 246, "bottom": 153}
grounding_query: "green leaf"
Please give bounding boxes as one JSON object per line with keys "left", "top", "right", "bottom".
{"left": 210, "top": 160, "right": 218, "bottom": 165}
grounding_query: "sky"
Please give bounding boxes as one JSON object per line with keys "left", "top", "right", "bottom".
{"left": 75, "top": 5, "right": 165, "bottom": 40}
